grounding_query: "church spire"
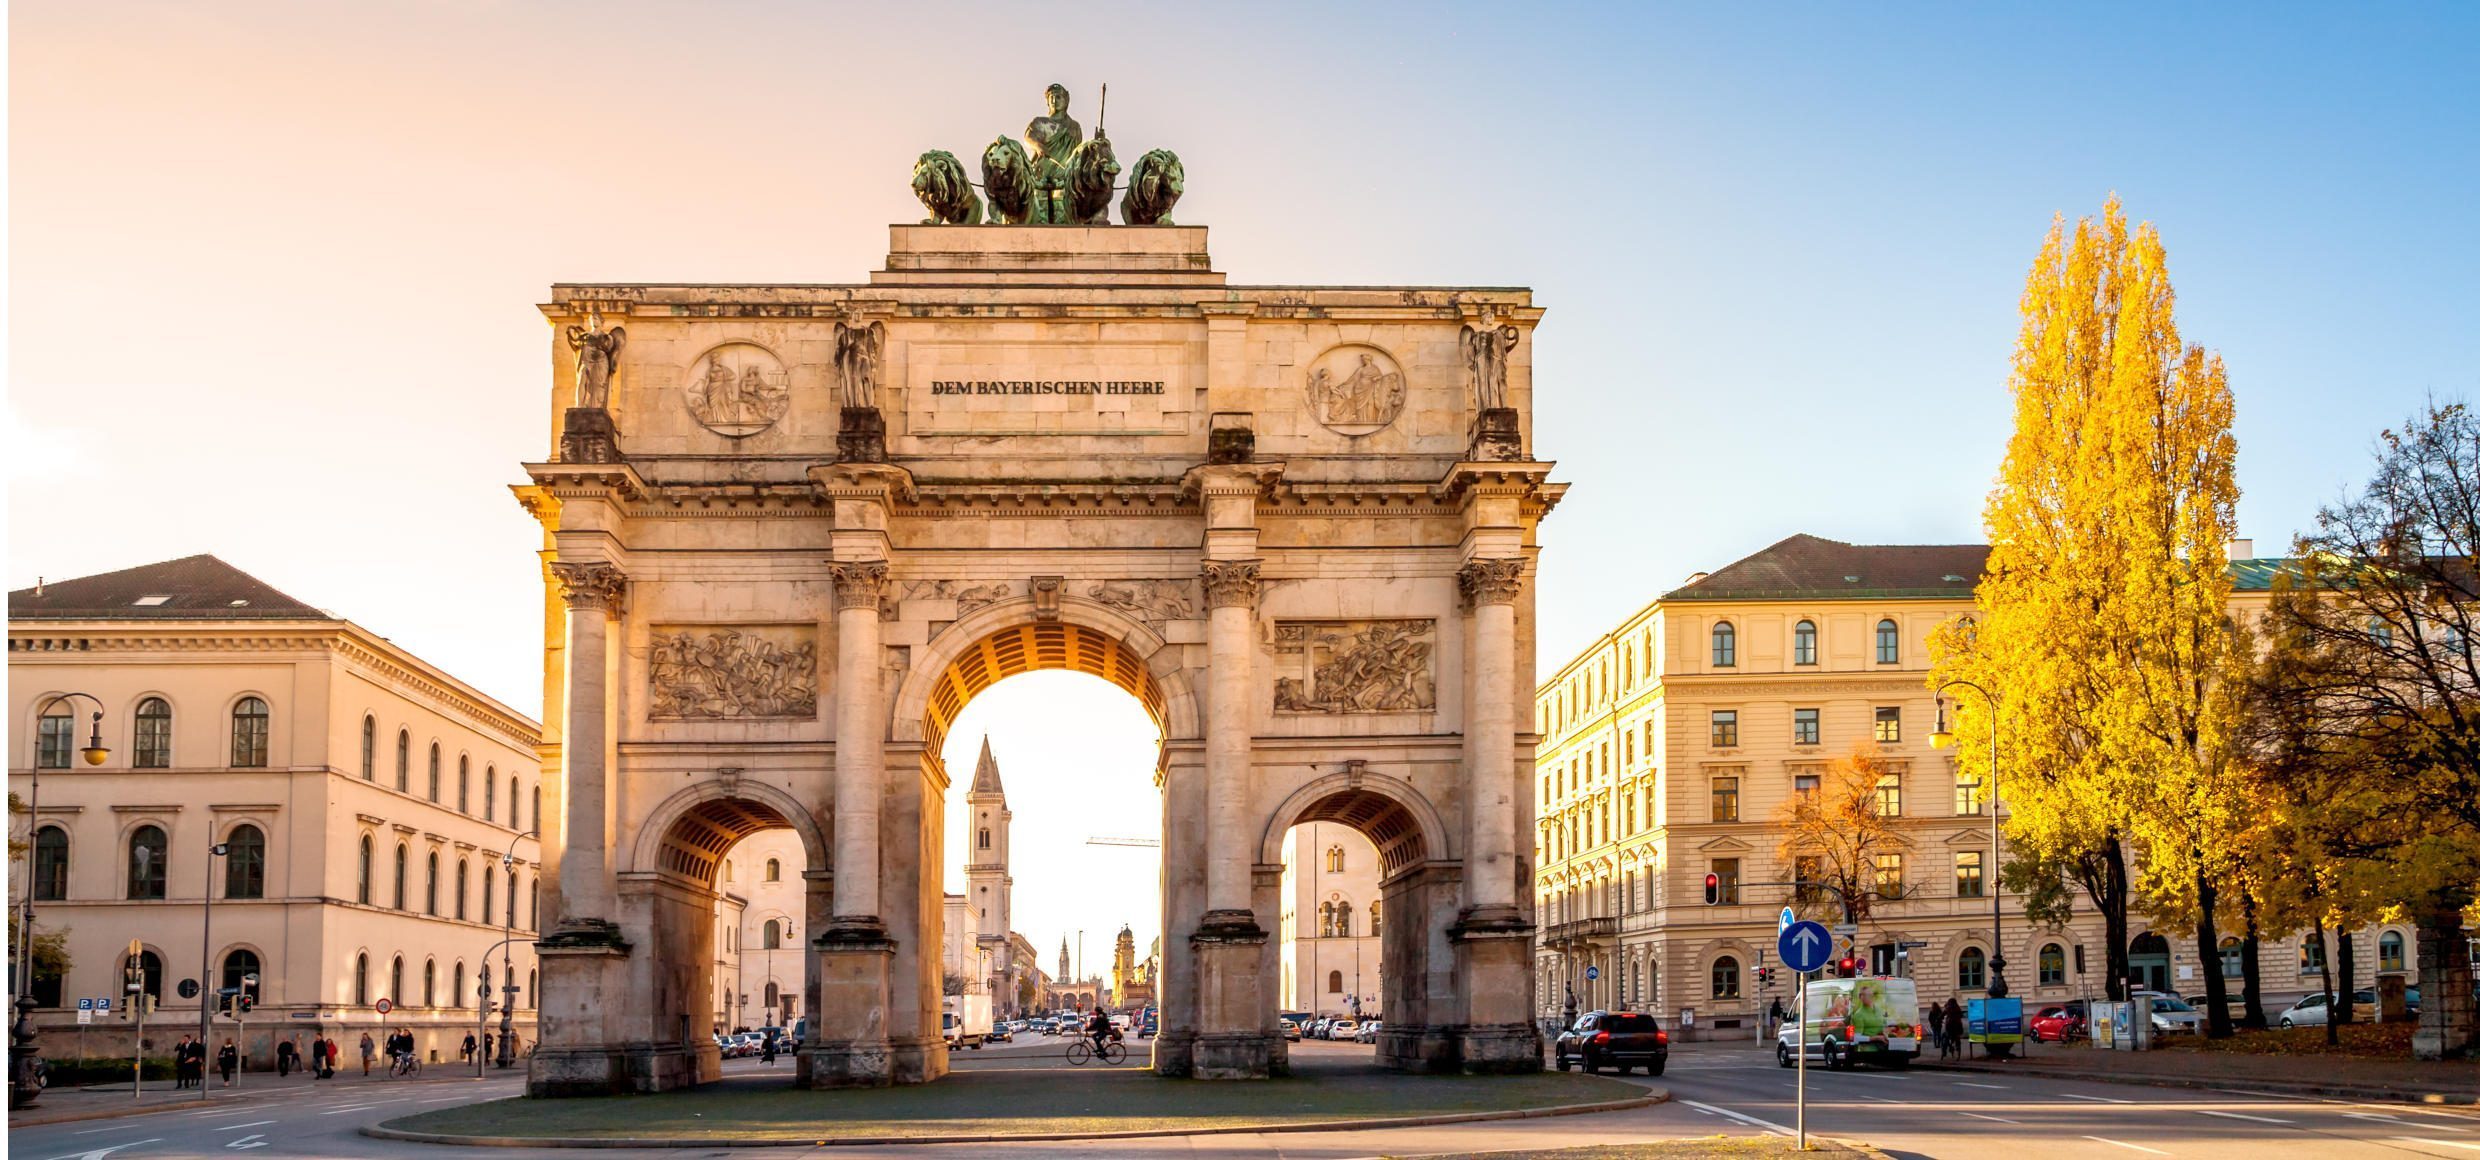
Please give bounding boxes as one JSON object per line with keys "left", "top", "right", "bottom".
{"left": 971, "top": 734, "right": 1006, "bottom": 797}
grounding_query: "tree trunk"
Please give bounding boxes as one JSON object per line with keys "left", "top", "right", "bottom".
{"left": 2314, "top": 914, "right": 2338, "bottom": 1047}
{"left": 2101, "top": 836, "right": 2132, "bottom": 1003}
{"left": 2238, "top": 890, "right": 2268, "bottom": 1030}
{"left": 2194, "top": 869, "right": 2233, "bottom": 1038}
{"left": 2336, "top": 931, "right": 2358, "bottom": 1026}
{"left": 2413, "top": 886, "right": 2476, "bottom": 1061}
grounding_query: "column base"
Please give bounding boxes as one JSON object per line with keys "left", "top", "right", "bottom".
{"left": 1452, "top": 907, "right": 1543, "bottom": 1075}
{"left": 1150, "top": 1028, "right": 1197, "bottom": 1077}
{"left": 529, "top": 935, "right": 636, "bottom": 1097}
{"left": 527, "top": 1047, "right": 632, "bottom": 1098}
{"left": 886, "top": 1034, "right": 949, "bottom": 1085}
{"left": 623, "top": 1042, "right": 702, "bottom": 1093}
{"left": 1190, "top": 912, "right": 1276, "bottom": 1079}
{"left": 803, "top": 926, "right": 896, "bottom": 1089}
{"left": 1377, "top": 1024, "right": 1463, "bottom": 1073}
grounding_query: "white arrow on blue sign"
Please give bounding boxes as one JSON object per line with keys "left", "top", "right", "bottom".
{"left": 1779, "top": 906, "right": 1797, "bottom": 934}
{"left": 1778, "top": 920, "right": 1832, "bottom": 973}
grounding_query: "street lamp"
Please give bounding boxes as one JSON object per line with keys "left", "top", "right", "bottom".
{"left": 196, "top": 840, "right": 233, "bottom": 1100}
{"left": 495, "top": 832, "right": 538, "bottom": 1070}
{"left": 1931, "top": 681, "right": 2007, "bottom": 1001}
{"left": 12, "top": 693, "right": 110, "bottom": 1110}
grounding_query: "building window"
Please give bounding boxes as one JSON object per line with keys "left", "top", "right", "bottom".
{"left": 1876, "top": 619, "right": 1900, "bottom": 664}
{"left": 1793, "top": 854, "right": 1822, "bottom": 905}
{"left": 1958, "top": 947, "right": 1986, "bottom": 990}
{"left": 1369, "top": 899, "right": 1382, "bottom": 937}
{"left": 1792, "top": 707, "right": 1820, "bottom": 746}
{"left": 765, "top": 858, "right": 785, "bottom": 882}
{"left": 1955, "top": 768, "right": 1983, "bottom": 815}
{"left": 1328, "top": 970, "right": 1344, "bottom": 994}
{"left": 36, "top": 708, "right": 74, "bottom": 769}
{"left": 483, "top": 767, "right": 495, "bottom": 822}
{"left": 221, "top": 948, "right": 262, "bottom": 996}
{"left": 1712, "top": 857, "right": 1742, "bottom": 905}
{"left": 1873, "top": 706, "right": 1901, "bottom": 743}
{"left": 1711, "top": 710, "right": 1739, "bottom": 748}
{"left": 1711, "top": 955, "right": 1742, "bottom": 999}
{"left": 428, "top": 744, "right": 441, "bottom": 802}
{"left": 1318, "top": 902, "right": 1335, "bottom": 938}
{"left": 230, "top": 697, "right": 270, "bottom": 767}
{"left": 33, "top": 826, "right": 70, "bottom": 900}
{"left": 2219, "top": 936, "right": 2243, "bottom": 978}
{"left": 764, "top": 919, "right": 783, "bottom": 950}
{"left": 455, "top": 858, "right": 469, "bottom": 920}
{"left": 423, "top": 959, "right": 437, "bottom": 1007}
{"left": 224, "top": 824, "right": 266, "bottom": 899}
{"left": 453, "top": 962, "right": 467, "bottom": 1009}
{"left": 1336, "top": 901, "right": 1354, "bottom": 937}
{"left": 361, "top": 716, "right": 376, "bottom": 780}
{"left": 1794, "top": 772, "right": 1820, "bottom": 795}
{"left": 2299, "top": 937, "right": 2326, "bottom": 973}
{"left": 134, "top": 697, "right": 173, "bottom": 768}
{"left": 357, "top": 836, "right": 374, "bottom": 904}
{"left": 1873, "top": 852, "right": 1905, "bottom": 900}
{"left": 128, "top": 824, "right": 169, "bottom": 899}
{"left": 1327, "top": 845, "right": 1346, "bottom": 873}
{"left": 1954, "top": 851, "right": 1983, "bottom": 898}
{"left": 1711, "top": 776, "right": 1740, "bottom": 822}
{"left": 977, "top": 828, "right": 991, "bottom": 850}
{"left": 506, "top": 871, "right": 518, "bottom": 927}
{"left": 1793, "top": 620, "right": 1818, "bottom": 666}
{"left": 393, "top": 844, "right": 409, "bottom": 909}
{"left": 2380, "top": 931, "right": 2406, "bottom": 972}
{"left": 426, "top": 852, "right": 440, "bottom": 915}
{"left": 1711, "top": 622, "right": 1737, "bottom": 667}
{"left": 482, "top": 865, "right": 495, "bottom": 924}
{"left": 1875, "top": 772, "right": 1903, "bottom": 817}
{"left": 355, "top": 953, "right": 370, "bottom": 1006}
{"left": 511, "top": 777, "right": 522, "bottom": 829}
{"left": 396, "top": 730, "right": 410, "bottom": 791}
{"left": 391, "top": 956, "right": 405, "bottom": 1007}
{"left": 457, "top": 757, "right": 470, "bottom": 814}
{"left": 2039, "top": 943, "right": 2066, "bottom": 986}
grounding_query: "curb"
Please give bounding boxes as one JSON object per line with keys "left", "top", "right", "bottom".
{"left": 1906, "top": 1059, "right": 2480, "bottom": 1107}
{"left": 360, "top": 1088, "right": 1670, "bottom": 1149}
{"left": 8, "top": 1074, "right": 505, "bottom": 1130}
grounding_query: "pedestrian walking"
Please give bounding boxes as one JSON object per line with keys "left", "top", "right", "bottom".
{"left": 173, "top": 1034, "right": 195, "bottom": 1088}
{"left": 277, "top": 1037, "right": 297, "bottom": 1077}
{"left": 761, "top": 1031, "right": 778, "bottom": 1065}
{"left": 482, "top": 1031, "right": 495, "bottom": 1065}
{"left": 461, "top": 1032, "right": 476, "bottom": 1062}
{"left": 1941, "top": 998, "right": 1966, "bottom": 1060}
{"left": 217, "top": 1038, "right": 239, "bottom": 1086}
{"left": 324, "top": 1035, "right": 340, "bottom": 1078}
{"left": 360, "top": 1031, "right": 376, "bottom": 1076}
{"left": 1768, "top": 997, "right": 1786, "bottom": 1039}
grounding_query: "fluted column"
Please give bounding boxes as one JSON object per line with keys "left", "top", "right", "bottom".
{"left": 827, "top": 559, "right": 889, "bottom": 932}
{"left": 1199, "top": 559, "right": 1261, "bottom": 921}
{"left": 548, "top": 561, "right": 626, "bottom": 931}
{"left": 1459, "top": 558, "right": 1526, "bottom": 919}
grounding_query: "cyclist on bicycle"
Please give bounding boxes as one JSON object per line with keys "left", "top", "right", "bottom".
{"left": 1085, "top": 1006, "right": 1117, "bottom": 1055}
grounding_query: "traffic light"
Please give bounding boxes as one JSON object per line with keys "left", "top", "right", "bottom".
{"left": 1703, "top": 873, "right": 1721, "bottom": 905}
{"left": 239, "top": 973, "right": 259, "bottom": 1014}
{"left": 1836, "top": 957, "right": 1860, "bottom": 978}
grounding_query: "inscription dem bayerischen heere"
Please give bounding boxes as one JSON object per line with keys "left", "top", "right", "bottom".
{"left": 927, "top": 380, "right": 1166, "bottom": 397}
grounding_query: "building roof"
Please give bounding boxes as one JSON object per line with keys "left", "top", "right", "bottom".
{"left": 1662, "top": 535, "right": 1988, "bottom": 602}
{"left": 9, "top": 555, "right": 328, "bottom": 620}
{"left": 971, "top": 735, "right": 1006, "bottom": 796}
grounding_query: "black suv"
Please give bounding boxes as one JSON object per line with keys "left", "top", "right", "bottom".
{"left": 1554, "top": 1010, "right": 1668, "bottom": 1076}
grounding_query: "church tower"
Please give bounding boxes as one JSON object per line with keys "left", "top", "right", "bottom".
{"left": 966, "top": 737, "right": 1013, "bottom": 948}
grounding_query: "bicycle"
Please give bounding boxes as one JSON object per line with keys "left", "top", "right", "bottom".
{"left": 390, "top": 1052, "right": 421, "bottom": 1078}
{"left": 1064, "top": 1037, "right": 1127, "bottom": 1066}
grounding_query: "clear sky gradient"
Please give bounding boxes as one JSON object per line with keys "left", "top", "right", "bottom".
{"left": 11, "top": 5, "right": 2475, "bottom": 762}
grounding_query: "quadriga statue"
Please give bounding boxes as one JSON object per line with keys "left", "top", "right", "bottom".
{"left": 1067, "top": 132, "right": 1120, "bottom": 225}
{"left": 910, "top": 150, "right": 982, "bottom": 225}
{"left": 1121, "top": 149, "right": 1182, "bottom": 225}
{"left": 981, "top": 136, "right": 1035, "bottom": 226}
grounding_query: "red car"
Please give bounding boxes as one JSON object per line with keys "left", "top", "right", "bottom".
{"left": 2029, "top": 1002, "right": 2087, "bottom": 1043}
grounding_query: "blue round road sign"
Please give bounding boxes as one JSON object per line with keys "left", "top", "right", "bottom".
{"left": 1778, "top": 920, "right": 1832, "bottom": 973}
{"left": 1585, "top": 965, "right": 1600, "bottom": 981}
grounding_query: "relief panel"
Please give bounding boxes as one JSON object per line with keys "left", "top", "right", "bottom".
{"left": 649, "top": 625, "right": 820, "bottom": 719}
{"left": 1271, "top": 618, "right": 1437, "bottom": 714}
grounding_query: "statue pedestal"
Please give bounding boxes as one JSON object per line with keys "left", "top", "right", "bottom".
{"left": 802, "top": 925, "right": 896, "bottom": 1088}
{"left": 1451, "top": 906, "right": 1544, "bottom": 1073}
{"left": 839, "top": 407, "right": 888, "bottom": 464}
{"left": 1189, "top": 911, "right": 1275, "bottom": 1079}
{"left": 1466, "top": 408, "right": 1523, "bottom": 462}
{"left": 529, "top": 927, "right": 635, "bottom": 1097}
{"left": 561, "top": 407, "right": 623, "bottom": 465}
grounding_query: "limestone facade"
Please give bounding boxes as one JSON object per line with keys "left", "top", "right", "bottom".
{"left": 1278, "top": 822, "right": 1384, "bottom": 1017}
{"left": 516, "top": 224, "right": 1560, "bottom": 1092}
{"left": 8, "top": 556, "right": 542, "bottom": 1067}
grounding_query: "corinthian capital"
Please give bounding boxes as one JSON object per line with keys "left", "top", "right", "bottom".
{"left": 549, "top": 561, "right": 628, "bottom": 614}
{"left": 1458, "top": 557, "right": 1526, "bottom": 607}
{"left": 1199, "top": 559, "right": 1263, "bottom": 610}
{"left": 827, "top": 560, "right": 891, "bottom": 611}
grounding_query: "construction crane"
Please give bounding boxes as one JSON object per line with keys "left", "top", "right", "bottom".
{"left": 1085, "top": 836, "right": 1160, "bottom": 848}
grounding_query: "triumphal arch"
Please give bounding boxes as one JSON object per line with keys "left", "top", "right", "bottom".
{"left": 515, "top": 89, "right": 1562, "bottom": 1094}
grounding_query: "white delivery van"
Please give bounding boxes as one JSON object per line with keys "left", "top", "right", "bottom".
{"left": 941, "top": 993, "right": 993, "bottom": 1049}
{"left": 1776, "top": 975, "right": 1923, "bottom": 1070}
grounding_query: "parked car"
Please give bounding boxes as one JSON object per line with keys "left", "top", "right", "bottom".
{"left": 2030, "top": 1002, "right": 2087, "bottom": 1042}
{"left": 2131, "top": 991, "right": 2203, "bottom": 1035}
{"left": 1279, "top": 1017, "right": 1302, "bottom": 1041}
{"left": 1327, "top": 1018, "right": 1360, "bottom": 1040}
{"left": 985, "top": 1022, "right": 1012, "bottom": 1043}
{"left": 1355, "top": 1019, "right": 1381, "bottom": 1044}
{"left": 1305, "top": 1017, "right": 1330, "bottom": 1039}
{"left": 1554, "top": 1010, "right": 1668, "bottom": 1076}
{"left": 2276, "top": 993, "right": 2333, "bottom": 1028}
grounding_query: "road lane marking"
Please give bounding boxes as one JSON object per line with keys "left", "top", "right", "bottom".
{"left": 1859, "top": 1094, "right": 1903, "bottom": 1104}
{"left": 2349, "top": 1112, "right": 2472, "bottom": 1132}
{"left": 2198, "top": 1109, "right": 2291, "bottom": 1124}
{"left": 1963, "top": 1111, "right": 2024, "bottom": 1124}
{"left": 2394, "top": 1141, "right": 2480, "bottom": 1153}
{"left": 317, "top": 1104, "right": 384, "bottom": 1114}
{"left": 2062, "top": 1093, "right": 2135, "bottom": 1104}
{"left": 1679, "top": 1098, "right": 1795, "bottom": 1137}
{"left": 213, "top": 1121, "right": 277, "bottom": 1130}
{"left": 417, "top": 1095, "right": 469, "bottom": 1103}
{"left": 44, "top": 1140, "right": 163, "bottom": 1160}
{"left": 225, "top": 1135, "right": 268, "bottom": 1150}
{"left": 2081, "top": 1137, "right": 2171, "bottom": 1156}
{"left": 1953, "top": 1081, "right": 2009, "bottom": 1089}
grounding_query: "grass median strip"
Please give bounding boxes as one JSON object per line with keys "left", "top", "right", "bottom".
{"left": 382, "top": 1068, "right": 1641, "bottom": 1143}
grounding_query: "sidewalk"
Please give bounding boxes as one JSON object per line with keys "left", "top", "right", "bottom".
{"left": 1911, "top": 1039, "right": 2480, "bottom": 1106}
{"left": 9, "top": 1058, "right": 515, "bottom": 1128}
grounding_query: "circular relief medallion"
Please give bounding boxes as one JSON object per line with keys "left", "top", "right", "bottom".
{"left": 684, "top": 343, "right": 791, "bottom": 438}
{"left": 1304, "top": 344, "right": 1406, "bottom": 436}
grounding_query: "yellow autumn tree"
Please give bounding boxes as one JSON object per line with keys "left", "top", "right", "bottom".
{"left": 1774, "top": 745, "right": 1910, "bottom": 925}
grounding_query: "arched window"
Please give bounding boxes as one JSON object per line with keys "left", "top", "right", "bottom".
{"left": 35, "top": 706, "right": 73, "bottom": 768}
{"left": 482, "top": 865, "right": 495, "bottom": 925}
{"left": 1316, "top": 902, "right": 1334, "bottom": 938}
{"left": 1711, "top": 621, "right": 1737, "bottom": 667}
{"left": 1712, "top": 955, "right": 1741, "bottom": 999}
{"left": 1793, "top": 620, "right": 1819, "bottom": 666}
{"left": 128, "top": 824, "right": 169, "bottom": 899}
{"left": 2039, "top": 943, "right": 2067, "bottom": 986}
{"left": 134, "top": 697, "right": 173, "bottom": 768}
{"left": 230, "top": 697, "right": 270, "bottom": 767}
{"left": 531, "top": 785, "right": 540, "bottom": 833}
{"left": 221, "top": 947, "right": 262, "bottom": 995}
{"left": 528, "top": 968, "right": 536, "bottom": 1009}
{"left": 529, "top": 876, "right": 539, "bottom": 929}
{"left": 428, "top": 744, "right": 441, "bottom": 802}
{"left": 1327, "top": 970, "right": 1343, "bottom": 994}
{"left": 426, "top": 852, "right": 439, "bottom": 915}
{"left": 393, "top": 843, "right": 408, "bottom": 909}
{"left": 457, "top": 756, "right": 470, "bottom": 814}
{"left": 423, "top": 959, "right": 437, "bottom": 1007}
{"left": 483, "top": 765, "right": 495, "bottom": 822}
{"left": 354, "top": 953, "right": 370, "bottom": 1005}
{"left": 510, "top": 777, "right": 521, "bottom": 829}
{"left": 33, "top": 826, "right": 69, "bottom": 900}
{"left": 765, "top": 858, "right": 782, "bottom": 883}
{"left": 977, "top": 828, "right": 991, "bottom": 850}
{"left": 455, "top": 858, "right": 469, "bottom": 920}
{"left": 360, "top": 715, "right": 377, "bottom": 780}
{"left": 1876, "top": 619, "right": 1900, "bottom": 664}
{"left": 1369, "top": 899, "right": 1383, "bottom": 938}
{"left": 453, "top": 961, "right": 467, "bottom": 1009}
{"left": 396, "top": 729, "right": 410, "bottom": 791}
{"left": 224, "top": 824, "right": 266, "bottom": 899}
{"left": 2379, "top": 931, "right": 2407, "bottom": 972}
{"left": 391, "top": 956, "right": 405, "bottom": 1007}
{"left": 765, "top": 981, "right": 781, "bottom": 1010}
{"left": 505, "top": 870, "right": 518, "bottom": 927}
{"left": 1958, "top": 947, "right": 1987, "bottom": 990}
{"left": 762, "top": 919, "right": 781, "bottom": 950}
{"left": 1340, "top": 901, "right": 1359, "bottom": 937}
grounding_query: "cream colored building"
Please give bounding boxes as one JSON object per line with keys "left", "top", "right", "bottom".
{"left": 720, "top": 829, "right": 802, "bottom": 1030}
{"left": 8, "top": 556, "right": 542, "bottom": 1065}
{"left": 1533, "top": 536, "right": 2423, "bottom": 1036}
{"left": 1278, "top": 822, "right": 1383, "bottom": 1017}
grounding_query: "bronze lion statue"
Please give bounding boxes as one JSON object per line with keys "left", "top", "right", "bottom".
{"left": 1068, "top": 133, "right": 1120, "bottom": 225}
{"left": 911, "top": 150, "right": 981, "bottom": 225}
{"left": 1120, "top": 149, "right": 1183, "bottom": 226}
{"left": 981, "top": 136, "right": 1035, "bottom": 225}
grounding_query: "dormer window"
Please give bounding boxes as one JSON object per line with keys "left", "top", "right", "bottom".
{"left": 133, "top": 595, "right": 172, "bottom": 606}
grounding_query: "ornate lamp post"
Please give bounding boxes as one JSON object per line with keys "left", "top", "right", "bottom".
{"left": 13, "top": 693, "right": 111, "bottom": 1110}
{"left": 197, "top": 840, "right": 232, "bottom": 1100}
{"left": 1931, "top": 681, "right": 2006, "bottom": 1000}
{"left": 495, "top": 833, "right": 537, "bottom": 1070}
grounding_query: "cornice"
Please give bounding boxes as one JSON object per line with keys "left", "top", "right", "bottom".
{"left": 1430, "top": 460, "right": 1560, "bottom": 506}
{"left": 1681, "top": 676, "right": 1934, "bottom": 699}
{"left": 522, "top": 461, "right": 649, "bottom": 501}
{"left": 907, "top": 482, "right": 1191, "bottom": 515}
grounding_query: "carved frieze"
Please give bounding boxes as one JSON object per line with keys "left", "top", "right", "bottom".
{"left": 683, "top": 342, "right": 790, "bottom": 438}
{"left": 1087, "top": 579, "right": 1196, "bottom": 626}
{"left": 1271, "top": 619, "right": 1438, "bottom": 714}
{"left": 649, "top": 626, "right": 819, "bottom": 719}
{"left": 1304, "top": 344, "right": 1406, "bottom": 436}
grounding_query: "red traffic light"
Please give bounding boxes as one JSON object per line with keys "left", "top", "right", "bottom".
{"left": 1836, "top": 958, "right": 1859, "bottom": 977}
{"left": 1703, "top": 873, "right": 1721, "bottom": 905}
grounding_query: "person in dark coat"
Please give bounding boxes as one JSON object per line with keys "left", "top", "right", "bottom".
{"left": 1941, "top": 998, "right": 1966, "bottom": 1059}
{"left": 276, "top": 1037, "right": 297, "bottom": 1077}
{"left": 173, "top": 1035, "right": 194, "bottom": 1088}
{"left": 217, "top": 1039, "right": 239, "bottom": 1085}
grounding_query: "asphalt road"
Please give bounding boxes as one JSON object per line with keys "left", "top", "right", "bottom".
{"left": 13, "top": 1038, "right": 2478, "bottom": 1158}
